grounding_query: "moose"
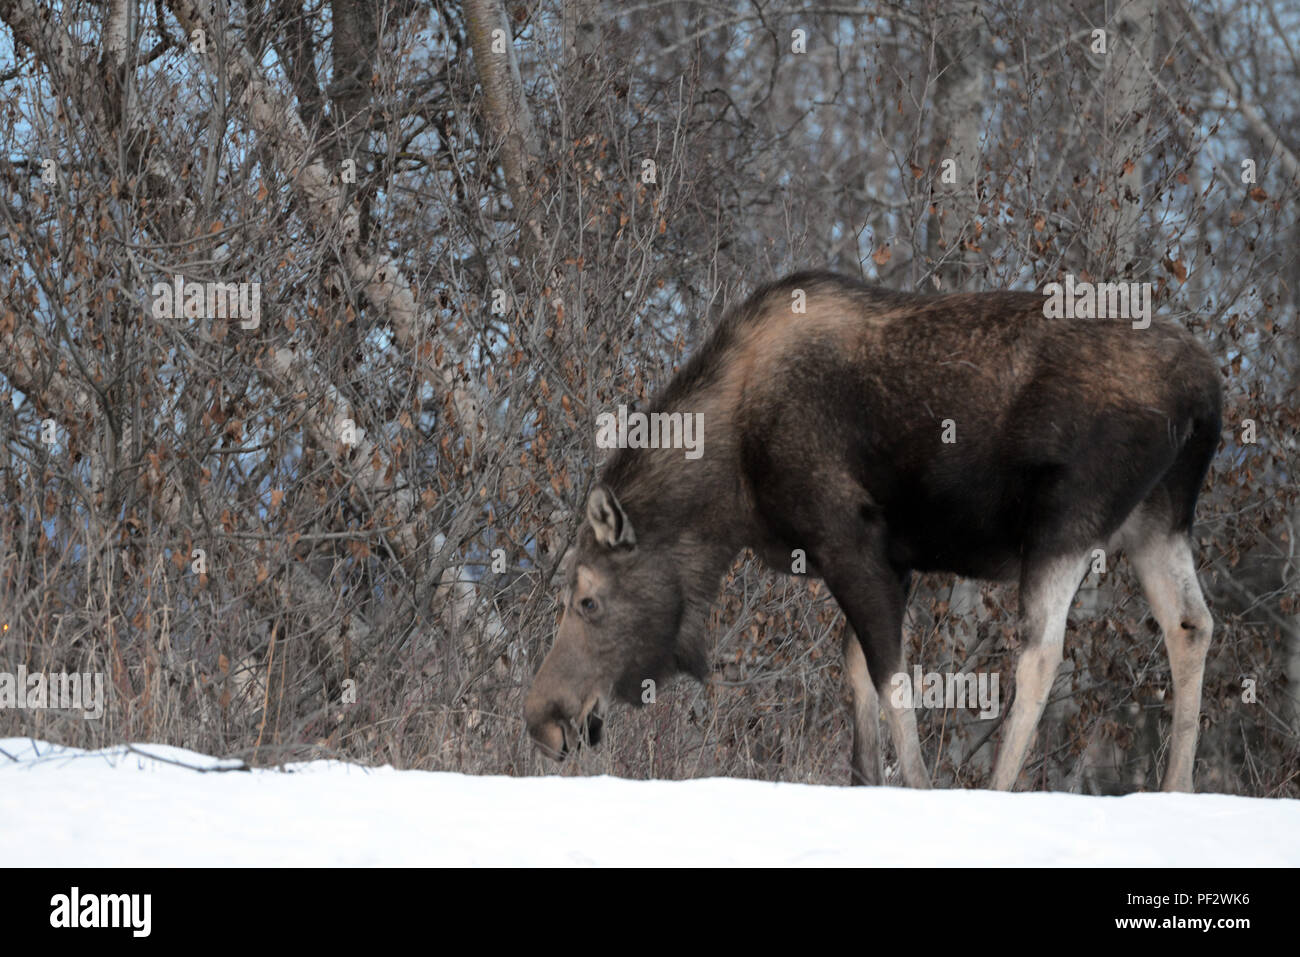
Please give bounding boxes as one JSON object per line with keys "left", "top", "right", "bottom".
{"left": 524, "top": 271, "right": 1222, "bottom": 791}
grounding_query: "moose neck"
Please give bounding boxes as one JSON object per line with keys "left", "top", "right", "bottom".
{"left": 603, "top": 402, "right": 749, "bottom": 577}
{"left": 598, "top": 350, "right": 764, "bottom": 610}
{"left": 618, "top": 453, "right": 746, "bottom": 552}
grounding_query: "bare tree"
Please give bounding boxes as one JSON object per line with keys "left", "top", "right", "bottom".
{"left": 0, "top": 0, "right": 1294, "bottom": 794}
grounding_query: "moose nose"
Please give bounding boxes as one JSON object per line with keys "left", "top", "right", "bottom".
{"left": 529, "top": 718, "right": 569, "bottom": 760}
{"left": 524, "top": 691, "right": 571, "bottom": 761}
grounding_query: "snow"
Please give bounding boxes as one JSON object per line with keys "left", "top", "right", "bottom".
{"left": 3, "top": 738, "right": 1298, "bottom": 866}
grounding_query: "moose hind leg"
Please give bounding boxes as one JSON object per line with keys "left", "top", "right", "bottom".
{"left": 1128, "top": 531, "right": 1212, "bottom": 792}
{"left": 992, "top": 552, "right": 1089, "bottom": 791}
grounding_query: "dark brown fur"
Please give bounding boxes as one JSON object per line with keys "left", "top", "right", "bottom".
{"left": 525, "top": 271, "right": 1221, "bottom": 789}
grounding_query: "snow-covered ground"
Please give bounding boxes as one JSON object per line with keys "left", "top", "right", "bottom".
{"left": 3, "top": 738, "right": 1298, "bottom": 866}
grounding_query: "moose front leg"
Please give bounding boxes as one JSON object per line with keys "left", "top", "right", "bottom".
{"left": 843, "top": 630, "right": 882, "bottom": 785}
{"left": 826, "top": 552, "right": 930, "bottom": 788}
{"left": 753, "top": 448, "right": 928, "bottom": 787}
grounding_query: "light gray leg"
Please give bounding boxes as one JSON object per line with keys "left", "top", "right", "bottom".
{"left": 844, "top": 632, "right": 930, "bottom": 787}
{"left": 843, "top": 632, "right": 882, "bottom": 786}
{"left": 884, "top": 689, "right": 931, "bottom": 788}
{"left": 1128, "top": 532, "right": 1213, "bottom": 792}
{"left": 992, "top": 553, "right": 1088, "bottom": 791}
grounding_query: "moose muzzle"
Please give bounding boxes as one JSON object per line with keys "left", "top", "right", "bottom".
{"left": 524, "top": 678, "right": 605, "bottom": 760}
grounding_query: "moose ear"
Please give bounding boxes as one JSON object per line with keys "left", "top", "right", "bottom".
{"left": 586, "top": 484, "right": 636, "bottom": 548}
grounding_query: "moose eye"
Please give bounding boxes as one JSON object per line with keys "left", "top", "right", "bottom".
{"left": 579, "top": 597, "right": 597, "bottom": 614}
